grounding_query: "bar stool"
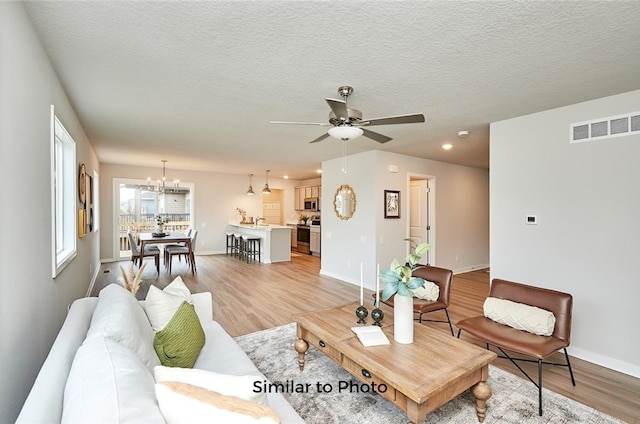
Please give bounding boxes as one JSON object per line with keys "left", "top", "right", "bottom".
{"left": 225, "top": 232, "right": 235, "bottom": 255}
{"left": 242, "top": 235, "right": 261, "bottom": 263}
{"left": 233, "top": 233, "right": 244, "bottom": 259}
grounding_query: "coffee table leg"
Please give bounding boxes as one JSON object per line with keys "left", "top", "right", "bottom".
{"left": 294, "top": 338, "right": 309, "bottom": 371}
{"left": 471, "top": 380, "right": 492, "bottom": 423}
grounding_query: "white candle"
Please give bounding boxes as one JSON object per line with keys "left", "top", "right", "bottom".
{"left": 360, "top": 262, "right": 364, "bottom": 305}
{"left": 376, "top": 263, "right": 380, "bottom": 306}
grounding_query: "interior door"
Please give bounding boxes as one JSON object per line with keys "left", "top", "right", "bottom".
{"left": 409, "top": 179, "right": 431, "bottom": 265}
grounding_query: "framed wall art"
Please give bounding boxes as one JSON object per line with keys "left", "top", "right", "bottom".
{"left": 384, "top": 190, "right": 400, "bottom": 219}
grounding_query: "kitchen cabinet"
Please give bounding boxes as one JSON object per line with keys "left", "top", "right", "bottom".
{"left": 294, "top": 185, "right": 322, "bottom": 211}
{"left": 310, "top": 227, "right": 320, "bottom": 256}
{"left": 289, "top": 224, "right": 297, "bottom": 249}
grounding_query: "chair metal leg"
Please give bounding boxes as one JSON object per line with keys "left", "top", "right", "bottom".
{"left": 564, "top": 348, "right": 576, "bottom": 386}
{"left": 538, "top": 359, "right": 543, "bottom": 416}
{"left": 444, "top": 309, "right": 454, "bottom": 336}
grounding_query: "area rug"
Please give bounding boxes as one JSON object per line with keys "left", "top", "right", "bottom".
{"left": 235, "top": 323, "right": 623, "bottom": 424}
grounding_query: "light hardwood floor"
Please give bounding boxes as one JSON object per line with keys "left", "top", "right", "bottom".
{"left": 94, "top": 253, "right": 640, "bottom": 423}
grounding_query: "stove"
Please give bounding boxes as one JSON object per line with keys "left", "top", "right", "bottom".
{"left": 296, "top": 225, "right": 310, "bottom": 254}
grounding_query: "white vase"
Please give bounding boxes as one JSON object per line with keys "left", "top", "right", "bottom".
{"left": 393, "top": 294, "right": 414, "bottom": 344}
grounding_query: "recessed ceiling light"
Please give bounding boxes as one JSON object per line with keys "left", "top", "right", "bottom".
{"left": 442, "top": 143, "right": 453, "bottom": 150}
{"left": 316, "top": 169, "right": 322, "bottom": 174}
{"left": 283, "top": 175, "right": 289, "bottom": 179}
{"left": 458, "top": 130, "right": 469, "bottom": 138}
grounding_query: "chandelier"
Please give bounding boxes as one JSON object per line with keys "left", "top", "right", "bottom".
{"left": 147, "top": 160, "right": 180, "bottom": 193}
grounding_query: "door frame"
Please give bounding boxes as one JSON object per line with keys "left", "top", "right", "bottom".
{"left": 112, "top": 177, "right": 195, "bottom": 260}
{"left": 407, "top": 173, "right": 436, "bottom": 265}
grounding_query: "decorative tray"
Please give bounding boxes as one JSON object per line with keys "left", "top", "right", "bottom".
{"left": 152, "top": 232, "right": 169, "bottom": 237}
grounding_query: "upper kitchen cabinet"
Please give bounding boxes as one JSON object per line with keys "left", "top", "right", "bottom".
{"left": 295, "top": 184, "right": 321, "bottom": 211}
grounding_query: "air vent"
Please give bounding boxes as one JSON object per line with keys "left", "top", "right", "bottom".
{"left": 570, "top": 111, "right": 640, "bottom": 143}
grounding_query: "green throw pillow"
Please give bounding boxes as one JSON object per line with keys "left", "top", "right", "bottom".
{"left": 153, "top": 301, "right": 205, "bottom": 368}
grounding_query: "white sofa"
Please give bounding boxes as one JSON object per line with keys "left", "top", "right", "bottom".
{"left": 17, "top": 284, "right": 304, "bottom": 423}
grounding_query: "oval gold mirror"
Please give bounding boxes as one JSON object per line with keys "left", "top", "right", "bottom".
{"left": 333, "top": 184, "right": 357, "bottom": 220}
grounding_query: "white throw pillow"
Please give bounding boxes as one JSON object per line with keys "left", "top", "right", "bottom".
{"left": 62, "top": 337, "right": 164, "bottom": 423}
{"left": 144, "top": 276, "right": 193, "bottom": 331}
{"left": 154, "top": 366, "right": 267, "bottom": 405}
{"left": 86, "top": 284, "right": 160, "bottom": 369}
{"left": 413, "top": 280, "right": 440, "bottom": 301}
{"left": 483, "top": 297, "right": 556, "bottom": 336}
{"left": 155, "top": 382, "right": 280, "bottom": 424}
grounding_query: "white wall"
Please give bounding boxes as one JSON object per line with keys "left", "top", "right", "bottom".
{"left": 99, "top": 164, "right": 300, "bottom": 260}
{"left": 0, "top": 4, "right": 101, "bottom": 421}
{"left": 320, "top": 150, "right": 490, "bottom": 292}
{"left": 490, "top": 89, "right": 640, "bottom": 377}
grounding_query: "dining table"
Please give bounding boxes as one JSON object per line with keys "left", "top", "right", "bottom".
{"left": 137, "top": 231, "right": 195, "bottom": 274}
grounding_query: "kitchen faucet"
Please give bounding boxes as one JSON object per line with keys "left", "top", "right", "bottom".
{"left": 255, "top": 217, "right": 266, "bottom": 225}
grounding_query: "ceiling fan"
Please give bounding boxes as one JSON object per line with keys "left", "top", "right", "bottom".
{"left": 270, "top": 86, "right": 425, "bottom": 144}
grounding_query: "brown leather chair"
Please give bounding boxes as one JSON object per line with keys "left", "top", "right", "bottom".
{"left": 375, "top": 265, "right": 454, "bottom": 335}
{"left": 456, "top": 278, "right": 576, "bottom": 416}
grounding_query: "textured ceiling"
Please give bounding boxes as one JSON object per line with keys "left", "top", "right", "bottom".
{"left": 24, "top": 1, "right": 640, "bottom": 179}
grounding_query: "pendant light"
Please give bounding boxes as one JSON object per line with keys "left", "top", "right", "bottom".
{"left": 262, "top": 170, "right": 272, "bottom": 194}
{"left": 147, "top": 160, "right": 181, "bottom": 193}
{"left": 246, "top": 173, "right": 255, "bottom": 195}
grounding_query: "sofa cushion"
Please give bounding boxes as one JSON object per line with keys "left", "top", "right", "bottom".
{"left": 154, "top": 301, "right": 205, "bottom": 368}
{"left": 144, "top": 276, "right": 193, "bottom": 331}
{"left": 483, "top": 296, "right": 556, "bottom": 336}
{"left": 62, "top": 337, "right": 163, "bottom": 423}
{"left": 155, "top": 382, "right": 280, "bottom": 424}
{"left": 154, "top": 365, "right": 267, "bottom": 405}
{"left": 86, "top": 284, "right": 160, "bottom": 369}
{"left": 412, "top": 280, "right": 440, "bottom": 301}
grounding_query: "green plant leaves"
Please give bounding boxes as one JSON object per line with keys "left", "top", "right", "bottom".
{"left": 380, "top": 238, "right": 433, "bottom": 300}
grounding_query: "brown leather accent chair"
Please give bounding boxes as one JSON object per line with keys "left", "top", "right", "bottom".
{"left": 456, "top": 278, "right": 576, "bottom": 416}
{"left": 375, "top": 265, "right": 454, "bottom": 335}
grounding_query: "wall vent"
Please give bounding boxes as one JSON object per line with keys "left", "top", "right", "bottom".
{"left": 570, "top": 111, "right": 640, "bottom": 143}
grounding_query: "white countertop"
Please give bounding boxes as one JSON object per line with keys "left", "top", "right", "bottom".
{"left": 228, "top": 222, "right": 291, "bottom": 230}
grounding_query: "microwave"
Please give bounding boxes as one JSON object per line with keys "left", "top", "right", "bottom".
{"left": 303, "top": 197, "right": 319, "bottom": 212}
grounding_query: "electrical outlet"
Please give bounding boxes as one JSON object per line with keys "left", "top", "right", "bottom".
{"left": 380, "top": 236, "right": 384, "bottom": 245}
{"left": 455, "top": 254, "right": 460, "bottom": 262}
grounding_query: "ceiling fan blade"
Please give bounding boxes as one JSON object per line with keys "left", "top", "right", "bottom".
{"left": 309, "top": 133, "right": 330, "bottom": 144}
{"left": 359, "top": 113, "right": 425, "bottom": 127}
{"left": 269, "top": 120, "right": 330, "bottom": 126}
{"left": 325, "top": 98, "right": 349, "bottom": 121}
{"left": 362, "top": 129, "right": 393, "bottom": 143}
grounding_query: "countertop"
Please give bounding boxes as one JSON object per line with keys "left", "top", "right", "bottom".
{"left": 228, "top": 222, "right": 292, "bottom": 230}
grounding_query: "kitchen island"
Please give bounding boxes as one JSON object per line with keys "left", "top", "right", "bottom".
{"left": 227, "top": 223, "right": 291, "bottom": 263}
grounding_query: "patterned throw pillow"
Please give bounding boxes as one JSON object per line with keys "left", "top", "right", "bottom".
{"left": 155, "top": 382, "right": 280, "bottom": 424}
{"left": 483, "top": 297, "right": 556, "bottom": 336}
{"left": 154, "top": 301, "right": 205, "bottom": 367}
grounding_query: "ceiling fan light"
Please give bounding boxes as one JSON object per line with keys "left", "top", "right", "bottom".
{"left": 328, "top": 126, "right": 363, "bottom": 141}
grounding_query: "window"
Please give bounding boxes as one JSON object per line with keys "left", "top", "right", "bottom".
{"left": 51, "top": 106, "right": 77, "bottom": 277}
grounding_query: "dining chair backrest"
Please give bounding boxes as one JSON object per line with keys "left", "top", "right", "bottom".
{"left": 185, "top": 228, "right": 193, "bottom": 237}
{"left": 128, "top": 231, "right": 140, "bottom": 255}
{"left": 189, "top": 230, "right": 198, "bottom": 251}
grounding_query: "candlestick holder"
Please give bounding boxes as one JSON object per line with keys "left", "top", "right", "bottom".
{"left": 371, "top": 302, "right": 384, "bottom": 327}
{"left": 355, "top": 305, "right": 368, "bottom": 324}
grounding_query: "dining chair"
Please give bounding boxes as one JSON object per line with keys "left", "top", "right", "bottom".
{"left": 165, "top": 230, "right": 197, "bottom": 275}
{"left": 162, "top": 228, "right": 192, "bottom": 264}
{"left": 127, "top": 231, "right": 160, "bottom": 274}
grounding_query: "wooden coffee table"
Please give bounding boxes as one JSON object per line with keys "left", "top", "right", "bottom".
{"left": 293, "top": 302, "right": 497, "bottom": 423}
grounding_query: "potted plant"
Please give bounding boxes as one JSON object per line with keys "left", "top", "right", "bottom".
{"left": 379, "top": 238, "right": 433, "bottom": 343}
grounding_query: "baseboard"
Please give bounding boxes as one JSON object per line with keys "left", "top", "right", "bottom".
{"left": 85, "top": 261, "right": 102, "bottom": 298}
{"left": 569, "top": 346, "right": 640, "bottom": 379}
{"left": 451, "top": 263, "right": 490, "bottom": 275}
